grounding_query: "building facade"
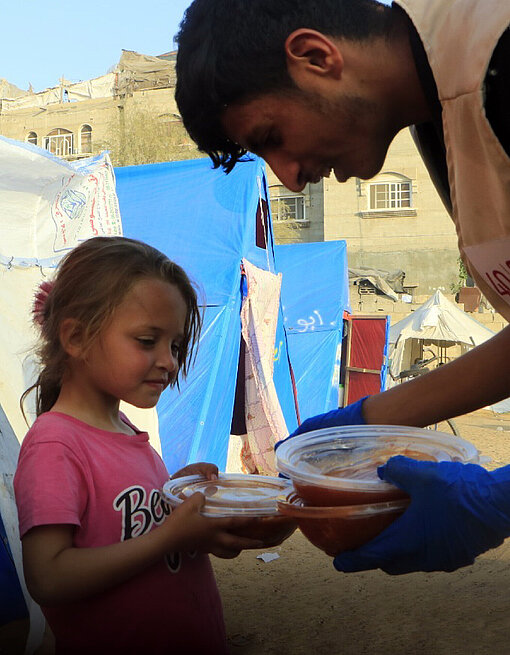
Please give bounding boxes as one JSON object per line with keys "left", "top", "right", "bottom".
{"left": 1, "top": 52, "right": 460, "bottom": 295}
{"left": 269, "top": 128, "right": 460, "bottom": 295}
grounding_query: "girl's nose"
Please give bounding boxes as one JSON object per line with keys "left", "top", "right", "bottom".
{"left": 157, "top": 345, "right": 178, "bottom": 373}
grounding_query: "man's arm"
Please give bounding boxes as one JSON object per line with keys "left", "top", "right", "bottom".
{"left": 363, "top": 324, "right": 510, "bottom": 426}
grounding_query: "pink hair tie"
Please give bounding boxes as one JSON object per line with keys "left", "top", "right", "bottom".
{"left": 33, "top": 280, "right": 55, "bottom": 326}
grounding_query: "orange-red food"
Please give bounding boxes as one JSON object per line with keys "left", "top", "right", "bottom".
{"left": 293, "top": 481, "right": 408, "bottom": 507}
{"left": 278, "top": 494, "right": 408, "bottom": 556}
{"left": 232, "top": 515, "right": 297, "bottom": 545}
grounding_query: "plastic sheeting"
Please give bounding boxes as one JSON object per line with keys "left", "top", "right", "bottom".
{"left": 387, "top": 289, "right": 509, "bottom": 413}
{"left": 115, "top": 157, "right": 283, "bottom": 474}
{"left": 0, "top": 138, "right": 122, "bottom": 439}
{"left": 1, "top": 74, "right": 117, "bottom": 110}
{"left": 388, "top": 290, "right": 495, "bottom": 383}
{"left": 0, "top": 136, "right": 121, "bottom": 265}
{"left": 0, "top": 50, "right": 173, "bottom": 111}
{"left": 275, "top": 241, "right": 350, "bottom": 424}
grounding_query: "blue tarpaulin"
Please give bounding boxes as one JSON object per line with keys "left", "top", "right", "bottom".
{"left": 115, "top": 157, "right": 284, "bottom": 473}
{"left": 275, "top": 241, "right": 350, "bottom": 423}
{"left": 115, "top": 157, "right": 350, "bottom": 473}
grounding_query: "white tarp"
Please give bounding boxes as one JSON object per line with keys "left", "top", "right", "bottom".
{"left": 0, "top": 49, "right": 173, "bottom": 112}
{"left": 0, "top": 405, "right": 45, "bottom": 653}
{"left": 1, "top": 73, "right": 117, "bottom": 111}
{"left": 387, "top": 289, "right": 510, "bottom": 413}
{"left": 0, "top": 136, "right": 121, "bottom": 265}
{"left": 0, "top": 136, "right": 162, "bottom": 443}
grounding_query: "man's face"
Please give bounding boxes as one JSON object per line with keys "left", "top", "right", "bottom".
{"left": 222, "top": 89, "right": 398, "bottom": 192}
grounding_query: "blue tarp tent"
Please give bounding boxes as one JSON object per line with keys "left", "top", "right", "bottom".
{"left": 115, "top": 156, "right": 298, "bottom": 474}
{"left": 275, "top": 241, "right": 350, "bottom": 423}
{"left": 115, "top": 158, "right": 352, "bottom": 474}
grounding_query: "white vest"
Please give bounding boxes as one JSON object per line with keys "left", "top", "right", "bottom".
{"left": 396, "top": 0, "right": 510, "bottom": 320}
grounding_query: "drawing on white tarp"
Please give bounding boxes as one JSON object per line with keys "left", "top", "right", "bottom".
{"left": 0, "top": 136, "right": 121, "bottom": 264}
{"left": 51, "top": 162, "right": 122, "bottom": 252}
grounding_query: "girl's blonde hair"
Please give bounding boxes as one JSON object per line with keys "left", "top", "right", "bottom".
{"left": 23, "top": 236, "right": 202, "bottom": 417}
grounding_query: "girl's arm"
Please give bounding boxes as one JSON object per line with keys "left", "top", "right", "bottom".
{"left": 22, "top": 492, "right": 263, "bottom": 606}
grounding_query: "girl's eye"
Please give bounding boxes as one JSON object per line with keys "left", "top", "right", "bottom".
{"left": 171, "top": 343, "right": 181, "bottom": 356}
{"left": 137, "top": 338, "right": 155, "bottom": 347}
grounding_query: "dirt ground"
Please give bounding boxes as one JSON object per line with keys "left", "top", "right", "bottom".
{"left": 214, "top": 409, "right": 510, "bottom": 655}
{"left": 3, "top": 409, "right": 510, "bottom": 655}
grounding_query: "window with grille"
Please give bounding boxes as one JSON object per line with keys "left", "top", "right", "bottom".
{"left": 369, "top": 180, "right": 412, "bottom": 210}
{"left": 44, "top": 128, "right": 74, "bottom": 157}
{"left": 26, "top": 132, "right": 37, "bottom": 146}
{"left": 270, "top": 194, "right": 306, "bottom": 222}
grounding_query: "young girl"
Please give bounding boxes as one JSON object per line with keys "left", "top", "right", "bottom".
{"left": 14, "top": 236, "right": 264, "bottom": 654}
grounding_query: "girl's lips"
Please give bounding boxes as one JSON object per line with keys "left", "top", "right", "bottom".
{"left": 145, "top": 380, "right": 166, "bottom": 390}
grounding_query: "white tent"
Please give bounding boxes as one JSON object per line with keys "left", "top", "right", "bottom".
{"left": 0, "top": 405, "right": 45, "bottom": 652}
{"left": 387, "top": 290, "right": 509, "bottom": 412}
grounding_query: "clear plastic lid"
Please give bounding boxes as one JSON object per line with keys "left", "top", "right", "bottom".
{"left": 162, "top": 473, "right": 292, "bottom": 517}
{"left": 275, "top": 425, "right": 480, "bottom": 492}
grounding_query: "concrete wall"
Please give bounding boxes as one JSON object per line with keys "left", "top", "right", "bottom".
{"left": 322, "top": 129, "right": 460, "bottom": 295}
{"left": 0, "top": 86, "right": 179, "bottom": 158}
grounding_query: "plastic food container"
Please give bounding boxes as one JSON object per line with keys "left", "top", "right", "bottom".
{"left": 163, "top": 473, "right": 297, "bottom": 544}
{"left": 275, "top": 425, "right": 481, "bottom": 506}
{"left": 278, "top": 492, "right": 409, "bottom": 556}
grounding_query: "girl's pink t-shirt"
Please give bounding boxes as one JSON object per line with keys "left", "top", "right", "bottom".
{"left": 14, "top": 411, "right": 227, "bottom": 654}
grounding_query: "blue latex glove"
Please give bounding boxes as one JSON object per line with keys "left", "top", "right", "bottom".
{"left": 334, "top": 456, "right": 510, "bottom": 575}
{"left": 275, "top": 396, "right": 368, "bottom": 451}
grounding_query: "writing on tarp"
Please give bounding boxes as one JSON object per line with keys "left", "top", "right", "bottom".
{"left": 51, "top": 162, "right": 121, "bottom": 252}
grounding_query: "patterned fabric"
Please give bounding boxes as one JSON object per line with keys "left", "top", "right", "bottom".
{"left": 240, "top": 259, "right": 288, "bottom": 475}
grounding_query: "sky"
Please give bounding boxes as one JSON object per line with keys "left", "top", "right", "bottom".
{"left": 1, "top": 0, "right": 194, "bottom": 93}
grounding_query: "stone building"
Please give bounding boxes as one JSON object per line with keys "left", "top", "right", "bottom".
{"left": 0, "top": 51, "right": 462, "bottom": 296}
{"left": 0, "top": 50, "right": 194, "bottom": 165}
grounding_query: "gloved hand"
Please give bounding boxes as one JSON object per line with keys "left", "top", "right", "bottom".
{"left": 334, "top": 456, "right": 510, "bottom": 575}
{"left": 275, "top": 396, "right": 368, "bottom": 451}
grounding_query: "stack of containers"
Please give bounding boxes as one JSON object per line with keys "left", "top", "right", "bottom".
{"left": 275, "top": 425, "right": 482, "bottom": 556}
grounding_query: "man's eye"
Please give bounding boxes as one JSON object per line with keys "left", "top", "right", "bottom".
{"left": 264, "top": 130, "right": 281, "bottom": 149}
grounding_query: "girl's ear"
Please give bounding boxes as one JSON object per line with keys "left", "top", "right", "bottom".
{"left": 285, "top": 28, "right": 344, "bottom": 88}
{"left": 59, "top": 318, "right": 85, "bottom": 358}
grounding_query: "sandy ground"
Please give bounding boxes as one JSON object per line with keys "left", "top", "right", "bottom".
{"left": 2, "top": 409, "right": 510, "bottom": 654}
{"left": 214, "top": 409, "right": 510, "bottom": 655}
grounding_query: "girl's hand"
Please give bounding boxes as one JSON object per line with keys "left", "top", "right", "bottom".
{"left": 171, "top": 462, "right": 218, "bottom": 480}
{"left": 162, "top": 492, "right": 265, "bottom": 558}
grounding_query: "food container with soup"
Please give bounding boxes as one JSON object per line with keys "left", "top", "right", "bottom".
{"left": 278, "top": 492, "right": 410, "bottom": 556}
{"left": 162, "top": 473, "right": 296, "bottom": 544}
{"left": 275, "top": 425, "right": 481, "bottom": 506}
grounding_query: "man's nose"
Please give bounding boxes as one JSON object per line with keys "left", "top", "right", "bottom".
{"left": 265, "top": 153, "right": 306, "bottom": 193}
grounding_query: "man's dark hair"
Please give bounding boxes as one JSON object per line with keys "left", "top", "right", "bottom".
{"left": 175, "top": 0, "right": 392, "bottom": 172}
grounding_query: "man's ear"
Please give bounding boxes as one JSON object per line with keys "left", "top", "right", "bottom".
{"left": 285, "top": 29, "right": 343, "bottom": 86}
{"left": 59, "top": 318, "right": 85, "bottom": 358}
